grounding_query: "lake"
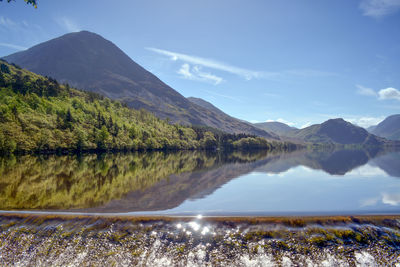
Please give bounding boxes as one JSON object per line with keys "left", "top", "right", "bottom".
{"left": 1, "top": 147, "right": 399, "bottom": 216}
{"left": 1, "top": 148, "right": 400, "bottom": 266}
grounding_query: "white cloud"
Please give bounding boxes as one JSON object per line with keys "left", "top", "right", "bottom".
{"left": 356, "top": 84, "right": 377, "bottom": 97}
{"left": 0, "top": 42, "right": 27, "bottom": 51}
{"left": 265, "top": 118, "right": 295, "bottom": 126}
{"left": 147, "top": 47, "right": 338, "bottom": 83}
{"left": 177, "top": 63, "right": 223, "bottom": 85}
{"left": 345, "top": 116, "right": 385, "bottom": 128}
{"left": 147, "top": 47, "right": 277, "bottom": 80}
{"left": 0, "top": 16, "right": 17, "bottom": 29}
{"left": 378, "top": 87, "right": 400, "bottom": 101}
{"left": 177, "top": 63, "right": 193, "bottom": 79}
{"left": 348, "top": 164, "right": 388, "bottom": 177}
{"left": 357, "top": 85, "right": 400, "bottom": 102}
{"left": 300, "top": 122, "right": 312, "bottom": 129}
{"left": 193, "top": 66, "right": 223, "bottom": 85}
{"left": 382, "top": 192, "right": 400, "bottom": 206}
{"left": 360, "top": 197, "right": 379, "bottom": 207}
{"left": 360, "top": 0, "right": 400, "bottom": 18}
{"left": 56, "top": 17, "right": 81, "bottom": 32}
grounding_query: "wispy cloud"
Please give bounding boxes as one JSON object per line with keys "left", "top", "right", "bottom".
{"left": 0, "top": 16, "right": 17, "bottom": 29}
{"left": 56, "top": 17, "right": 81, "bottom": 32}
{"left": 0, "top": 16, "right": 43, "bottom": 53}
{"left": 147, "top": 47, "right": 337, "bottom": 85}
{"left": 147, "top": 47, "right": 278, "bottom": 80}
{"left": 178, "top": 63, "right": 223, "bottom": 85}
{"left": 202, "top": 89, "right": 242, "bottom": 102}
{"left": 0, "top": 42, "right": 27, "bottom": 51}
{"left": 360, "top": 196, "right": 380, "bottom": 207}
{"left": 360, "top": 0, "right": 400, "bottom": 18}
{"left": 356, "top": 84, "right": 377, "bottom": 96}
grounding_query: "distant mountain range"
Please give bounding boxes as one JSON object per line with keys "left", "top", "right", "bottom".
{"left": 4, "top": 30, "right": 400, "bottom": 146}
{"left": 368, "top": 114, "right": 400, "bottom": 141}
{"left": 253, "top": 121, "right": 297, "bottom": 136}
{"left": 3, "top": 31, "right": 275, "bottom": 139}
{"left": 289, "top": 118, "right": 386, "bottom": 145}
{"left": 254, "top": 118, "right": 390, "bottom": 146}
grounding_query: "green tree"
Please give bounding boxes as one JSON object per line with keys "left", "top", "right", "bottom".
{"left": 0, "top": 64, "right": 10, "bottom": 74}
{"left": 73, "top": 128, "right": 86, "bottom": 151}
{"left": 0, "top": 131, "right": 16, "bottom": 154}
{"left": 202, "top": 131, "right": 217, "bottom": 150}
{"left": 96, "top": 126, "right": 110, "bottom": 150}
{"left": 0, "top": 73, "right": 5, "bottom": 87}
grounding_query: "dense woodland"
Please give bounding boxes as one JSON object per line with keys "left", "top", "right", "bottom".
{"left": 0, "top": 60, "right": 298, "bottom": 154}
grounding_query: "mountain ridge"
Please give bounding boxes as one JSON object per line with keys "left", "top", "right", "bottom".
{"left": 369, "top": 114, "right": 400, "bottom": 141}
{"left": 254, "top": 121, "right": 298, "bottom": 136}
{"left": 287, "top": 118, "right": 388, "bottom": 145}
{"left": 4, "top": 31, "right": 276, "bottom": 139}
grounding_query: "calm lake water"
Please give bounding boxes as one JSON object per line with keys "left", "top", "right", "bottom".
{"left": 1, "top": 148, "right": 399, "bottom": 216}
{"left": 2, "top": 149, "right": 400, "bottom": 266}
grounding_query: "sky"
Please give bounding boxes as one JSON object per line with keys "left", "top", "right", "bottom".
{"left": 1, "top": 0, "right": 400, "bottom": 128}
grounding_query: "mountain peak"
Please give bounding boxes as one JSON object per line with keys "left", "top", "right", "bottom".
{"left": 290, "top": 118, "right": 385, "bottom": 145}
{"left": 3, "top": 32, "right": 276, "bottom": 139}
{"left": 323, "top": 118, "right": 347, "bottom": 124}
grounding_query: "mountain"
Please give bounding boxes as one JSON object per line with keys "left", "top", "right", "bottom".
{"left": 187, "top": 97, "right": 225, "bottom": 115}
{"left": 369, "top": 114, "right": 400, "bottom": 141}
{"left": 187, "top": 97, "right": 278, "bottom": 138}
{"left": 367, "top": 125, "right": 377, "bottom": 133}
{"left": 253, "top": 121, "right": 297, "bottom": 136}
{"left": 254, "top": 148, "right": 383, "bottom": 176}
{"left": 288, "top": 118, "right": 385, "bottom": 145}
{"left": 3, "top": 31, "right": 275, "bottom": 139}
{"left": 80, "top": 151, "right": 272, "bottom": 213}
{"left": 0, "top": 59, "right": 283, "bottom": 154}
{"left": 371, "top": 152, "right": 400, "bottom": 178}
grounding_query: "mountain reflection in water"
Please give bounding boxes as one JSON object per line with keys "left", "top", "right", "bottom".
{"left": 0, "top": 148, "right": 399, "bottom": 214}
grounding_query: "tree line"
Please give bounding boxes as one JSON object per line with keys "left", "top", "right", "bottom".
{"left": 0, "top": 60, "right": 300, "bottom": 155}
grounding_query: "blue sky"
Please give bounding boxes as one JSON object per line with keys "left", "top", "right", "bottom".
{"left": 1, "top": 0, "right": 400, "bottom": 128}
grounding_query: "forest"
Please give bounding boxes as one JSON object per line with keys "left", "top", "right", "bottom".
{"left": 0, "top": 60, "right": 298, "bottom": 154}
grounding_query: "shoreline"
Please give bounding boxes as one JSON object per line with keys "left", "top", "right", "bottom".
{"left": 1, "top": 212, "right": 400, "bottom": 225}
{"left": 2, "top": 212, "right": 399, "bottom": 265}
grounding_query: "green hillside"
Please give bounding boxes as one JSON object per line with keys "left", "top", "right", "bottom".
{"left": 4, "top": 31, "right": 275, "bottom": 138}
{"left": 0, "top": 60, "right": 296, "bottom": 154}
